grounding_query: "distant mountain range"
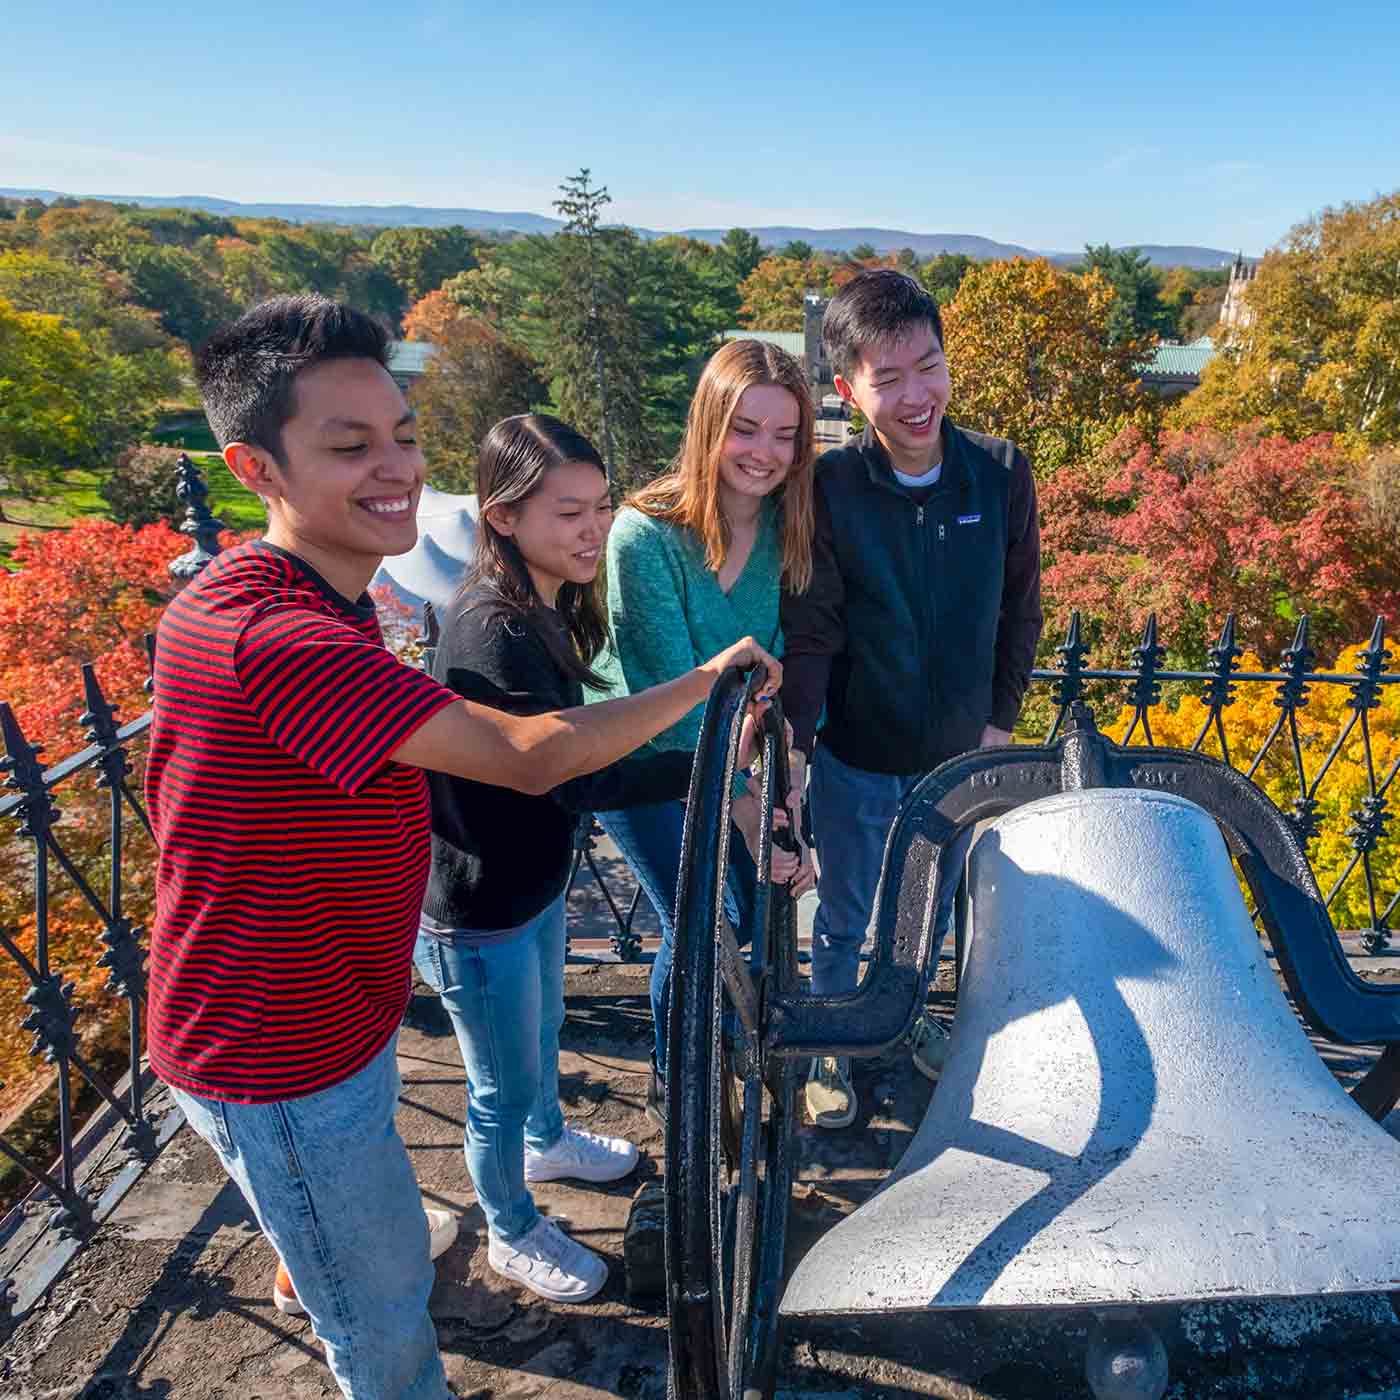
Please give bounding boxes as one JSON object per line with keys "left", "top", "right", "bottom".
{"left": 0, "top": 188, "right": 1245, "bottom": 268}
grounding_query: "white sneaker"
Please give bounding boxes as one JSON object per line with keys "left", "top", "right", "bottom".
{"left": 488, "top": 1216, "right": 608, "bottom": 1302}
{"left": 524, "top": 1125, "right": 639, "bottom": 1183}
{"left": 805, "top": 1056, "right": 857, "bottom": 1129}
{"left": 424, "top": 1206, "right": 459, "bottom": 1260}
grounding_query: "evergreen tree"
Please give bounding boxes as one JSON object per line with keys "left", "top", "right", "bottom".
{"left": 1081, "top": 244, "right": 1171, "bottom": 345}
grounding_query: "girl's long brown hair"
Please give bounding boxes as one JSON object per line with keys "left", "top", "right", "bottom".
{"left": 625, "top": 339, "right": 815, "bottom": 592}
{"left": 464, "top": 414, "right": 611, "bottom": 689}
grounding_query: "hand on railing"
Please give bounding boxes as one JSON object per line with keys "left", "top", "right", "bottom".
{"left": 697, "top": 636, "right": 782, "bottom": 705}
{"left": 735, "top": 714, "right": 816, "bottom": 898}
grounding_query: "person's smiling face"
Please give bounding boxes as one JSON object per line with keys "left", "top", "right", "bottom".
{"left": 487, "top": 459, "right": 613, "bottom": 606}
{"left": 233, "top": 356, "right": 426, "bottom": 593}
{"left": 716, "top": 383, "right": 801, "bottom": 507}
{"left": 836, "top": 323, "right": 950, "bottom": 474}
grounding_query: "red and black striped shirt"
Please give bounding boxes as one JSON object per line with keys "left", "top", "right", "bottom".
{"left": 146, "top": 541, "right": 458, "bottom": 1103}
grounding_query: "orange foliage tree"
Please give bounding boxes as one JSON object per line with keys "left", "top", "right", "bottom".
{"left": 943, "top": 257, "right": 1153, "bottom": 477}
{"left": 0, "top": 520, "right": 183, "bottom": 1112}
{"left": 0, "top": 518, "right": 183, "bottom": 749}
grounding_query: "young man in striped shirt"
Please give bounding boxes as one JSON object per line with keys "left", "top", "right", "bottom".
{"left": 148, "top": 295, "right": 779, "bottom": 1400}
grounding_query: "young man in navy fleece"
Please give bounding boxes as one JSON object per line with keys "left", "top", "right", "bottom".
{"left": 780, "top": 269, "right": 1042, "bottom": 1129}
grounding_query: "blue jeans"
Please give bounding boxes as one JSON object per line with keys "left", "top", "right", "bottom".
{"left": 809, "top": 744, "right": 972, "bottom": 997}
{"left": 413, "top": 896, "right": 566, "bottom": 1242}
{"left": 598, "top": 800, "right": 759, "bottom": 1078}
{"left": 168, "top": 1037, "right": 450, "bottom": 1400}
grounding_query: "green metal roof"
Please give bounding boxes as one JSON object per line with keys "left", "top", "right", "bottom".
{"left": 1144, "top": 338, "right": 1216, "bottom": 379}
{"left": 388, "top": 340, "right": 438, "bottom": 376}
{"left": 723, "top": 329, "right": 806, "bottom": 357}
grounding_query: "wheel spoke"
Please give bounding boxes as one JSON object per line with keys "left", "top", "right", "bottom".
{"left": 666, "top": 672, "right": 798, "bottom": 1400}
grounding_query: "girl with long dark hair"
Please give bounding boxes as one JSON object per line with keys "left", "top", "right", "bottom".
{"left": 416, "top": 414, "right": 774, "bottom": 1303}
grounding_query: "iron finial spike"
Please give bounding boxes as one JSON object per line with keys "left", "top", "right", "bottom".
{"left": 1130, "top": 612, "right": 1165, "bottom": 719}
{"left": 1275, "top": 613, "right": 1315, "bottom": 717}
{"left": 0, "top": 701, "right": 44, "bottom": 780}
{"left": 1053, "top": 611, "right": 1088, "bottom": 710}
{"left": 1218, "top": 613, "right": 1238, "bottom": 653}
{"left": 1349, "top": 617, "right": 1390, "bottom": 713}
{"left": 79, "top": 664, "right": 120, "bottom": 746}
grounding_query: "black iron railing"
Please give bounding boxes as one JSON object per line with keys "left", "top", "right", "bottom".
{"left": 1031, "top": 610, "right": 1398, "bottom": 953}
{"left": 0, "top": 662, "right": 187, "bottom": 1336}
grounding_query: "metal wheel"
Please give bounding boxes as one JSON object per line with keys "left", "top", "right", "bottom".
{"left": 666, "top": 669, "right": 799, "bottom": 1400}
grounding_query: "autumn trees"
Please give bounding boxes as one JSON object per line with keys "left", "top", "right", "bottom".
{"left": 1037, "top": 190, "right": 1400, "bottom": 672}
{"left": 411, "top": 316, "right": 544, "bottom": 492}
{"left": 1175, "top": 192, "right": 1400, "bottom": 450}
{"left": 0, "top": 520, "right": 182, "bottom": 1107}
{"left": 411, "top": 171, "right": 735, "bottom": 488}
{"left": 943, "top": 257, "right": 1154, "bottom": 474}
{"left": 0, "top": 295, "right": 171, "bottom": 498}
{"left": 737, "top": 255, "right": 836, "bottom": 329}
{"left": 1040, "top": 425, "right": 1400, "bottom": 668}
{"left": 369, "top": 225, "right": 480, "bottom": 310}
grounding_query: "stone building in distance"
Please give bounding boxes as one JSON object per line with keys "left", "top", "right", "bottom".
{"left": 1221, "top": 253, "right": 1259, "bottom": 331}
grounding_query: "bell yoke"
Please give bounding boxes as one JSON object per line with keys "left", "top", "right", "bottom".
{"left": 663, "top": 677, "right": 1400, "bottom": 1400}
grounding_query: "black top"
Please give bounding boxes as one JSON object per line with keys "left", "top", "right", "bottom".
{"left": 421, "top": 584, "right": 693, "bottom": 933}
{"left": 780, "top": 419, "right": 1043, "bottom": 776}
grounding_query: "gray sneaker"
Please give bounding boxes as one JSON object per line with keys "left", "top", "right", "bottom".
{"left": 805, "top": 1056, "right": 856, "bottom": 1129}
{"left": 908, "top": 1013, "right": 951, "bottom": 1081}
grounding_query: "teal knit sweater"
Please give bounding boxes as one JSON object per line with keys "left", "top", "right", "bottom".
{"left": 592, "top": 502, "right": 783, "bottom": 755}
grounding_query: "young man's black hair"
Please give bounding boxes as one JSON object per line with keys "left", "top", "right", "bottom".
{"left": 821, "top": 269, "right": 944, "bottom": 381}
{"left": 194, "top": 294, "right": 390, "bottom": 464}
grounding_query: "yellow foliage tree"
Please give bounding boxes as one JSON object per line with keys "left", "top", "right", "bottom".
{"left": 943, "top": 258, "right": 1156, "bottom": 475}
{"left": 737, "top": 256, "right": 835, "bottom": 331}
{"left": 1174, "top": 191, "right": 1400, "bottom": 450}
{"left": 1105, "top": 643, "right": 1399, "bottom": 932}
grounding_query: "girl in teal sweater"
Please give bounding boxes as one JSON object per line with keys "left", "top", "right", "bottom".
{"left": 595, "top": 339, "right": 817, "bottom": 1111}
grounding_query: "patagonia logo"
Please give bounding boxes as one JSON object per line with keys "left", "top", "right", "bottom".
{"left": 957, "top": 513, "right": 982, "bottom": 525}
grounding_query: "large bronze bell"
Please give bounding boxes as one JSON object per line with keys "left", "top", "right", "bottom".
{"left": 783, "top": 787, "right": 1400, "bottom": 1318}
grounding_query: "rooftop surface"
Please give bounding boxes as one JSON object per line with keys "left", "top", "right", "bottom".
{"left": 1144, "top": 335, "right": 1217, "bottom": 379}
{"left": 7, "top": 841, "right": 1400, "bottom": 1399}
{"left": 388, "top": 340, "right": 439, "bottom": 377}
{"left": 723, "top": 329, "right": 807, "bottom": 357}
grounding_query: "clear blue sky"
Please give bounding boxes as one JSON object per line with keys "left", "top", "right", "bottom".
{"left": 3, "top": 0, "right": 1397, "bottom": 255}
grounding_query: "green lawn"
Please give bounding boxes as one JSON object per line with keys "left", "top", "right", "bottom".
{"left": 0, "top": 451, "right": 266, "bottom": 565}
{"left": 187, "top": 453, "right": 269, "bottom": 532}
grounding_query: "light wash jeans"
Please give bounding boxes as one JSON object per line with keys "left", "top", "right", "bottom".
{"left": 413, "top": 895, "right": 566, "bottom": 1242}
{"left": 598, "top": 801, "right": 759, "bottom": 1079}
{"left": 809, "top": 744, "right": 972, "bottom": 997}
{"left": 169, "top": 1037, "right": 451, "bottom": 1400}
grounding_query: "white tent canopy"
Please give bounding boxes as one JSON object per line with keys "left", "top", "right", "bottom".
{"left": 370, "top": 483, "right": 479, "bottom": 617}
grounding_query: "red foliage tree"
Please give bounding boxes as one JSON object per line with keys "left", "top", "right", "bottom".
{"left": 1041, "top": 425, "right": 1400, "bottom": 666}
{"left": 0, "top": 518, "right": 183, "bottom": 749}
{"left": 0, "top": 520, "right": 184, "bottom": 1115}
